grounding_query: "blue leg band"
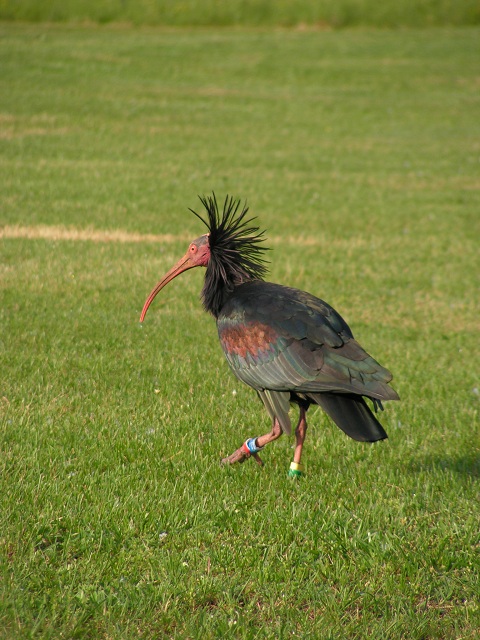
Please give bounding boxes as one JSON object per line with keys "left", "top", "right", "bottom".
{"left": 244, "top": 437, "right": 264, "bottom": 455}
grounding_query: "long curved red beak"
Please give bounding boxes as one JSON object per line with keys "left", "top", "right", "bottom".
{"left": 140, "top": 253, "right": 196, "bottom": 322}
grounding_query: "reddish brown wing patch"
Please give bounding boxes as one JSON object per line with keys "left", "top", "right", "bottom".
{"left": 219, "top": 322, "right": 279, "bottom": 359}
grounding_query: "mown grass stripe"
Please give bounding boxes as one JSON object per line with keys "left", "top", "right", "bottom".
{"left": 0, "top": 224, "right": 184, "bottom": 244}
{"left": 0, "top": 225, "right": 370, "bottom": 249}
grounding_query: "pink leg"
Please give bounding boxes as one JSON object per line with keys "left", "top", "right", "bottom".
{"left": 221, "top": 418, "right": 283, "bottom": 466}
{"left": 293, "top": 406, "right": 308, "bottom": 465}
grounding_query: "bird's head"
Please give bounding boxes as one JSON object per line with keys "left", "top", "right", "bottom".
{"left": 139, "top": 233, "right": 210, "bottom": 322}
{"left": 140, "top": 193, "right": 269, "bottom": 321}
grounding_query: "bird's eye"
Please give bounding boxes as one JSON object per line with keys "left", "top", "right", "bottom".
{"left": 190, "top": 244, "right": 197, "bottom": 253}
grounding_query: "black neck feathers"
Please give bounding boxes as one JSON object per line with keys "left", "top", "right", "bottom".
{"left": 190, "top": 194, "right": 269, "bottom": 317}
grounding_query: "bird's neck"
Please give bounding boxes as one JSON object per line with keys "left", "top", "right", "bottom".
{"left": 202, "top": 265, "right": 253, "bottom": 318}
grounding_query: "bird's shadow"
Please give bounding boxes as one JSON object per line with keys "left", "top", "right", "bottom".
{"left": 408, "top": 454, "right": 479, "bottom": 478}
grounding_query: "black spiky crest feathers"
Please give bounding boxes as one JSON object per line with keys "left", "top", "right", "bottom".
{"left": 190, "top": 193, "right": 270, "bottom": 317}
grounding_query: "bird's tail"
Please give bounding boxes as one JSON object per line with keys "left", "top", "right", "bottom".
{"left": 308, "top": 392, "right": 388, "bottom": 442}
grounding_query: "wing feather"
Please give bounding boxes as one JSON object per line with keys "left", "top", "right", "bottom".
{"left": 217, "top": 281, "right": 399, "bottom": 420}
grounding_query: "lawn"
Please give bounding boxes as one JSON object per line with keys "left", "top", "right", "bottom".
{"left": 1, "top": 0, "right": 479, "bottom": 27}
{"left": 0, "top": 23, "right": 479, "bottom": 639}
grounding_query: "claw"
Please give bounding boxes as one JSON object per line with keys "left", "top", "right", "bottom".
{"left": 221, "top": 448, "right": 264, "bottom": 466}
{"left": 251, "top": 452, "right": 264, "bottom": 466}
{"left": 221, "top": 446, "right": 247, "bottom": 465}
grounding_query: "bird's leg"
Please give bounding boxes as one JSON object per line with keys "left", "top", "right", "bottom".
{"left": 255, "top": 418, "right": 283, "bottom": 449}
{"left": 221, "top": 418, "right": 283, "bottom": 466}
{"left": 289, "top": 406, "right": 308, "bottom": 477}
{"left": 293, "top": 406, "right": 308, "bottom": 463}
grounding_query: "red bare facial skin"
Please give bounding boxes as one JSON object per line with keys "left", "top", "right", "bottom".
{"left": 140, "top": 235, "right": 210, "bottom": 322}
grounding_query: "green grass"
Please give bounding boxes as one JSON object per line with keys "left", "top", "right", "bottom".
{"left": 1, "top": 22, "right": 479, "bottom": 639}
{"left": 1, "top": 0, "right": 480, "bottom": 27}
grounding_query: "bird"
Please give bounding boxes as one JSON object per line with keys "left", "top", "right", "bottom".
{"left": 140, "top": 194, "right": 399, "bottom": 476}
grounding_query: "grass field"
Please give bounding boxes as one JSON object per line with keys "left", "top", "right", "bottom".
{"left": 1, "top": 0, "right": 479, "bottom": 28}
{"left": 1, "top": 22, "right": 479, "bottom": 639}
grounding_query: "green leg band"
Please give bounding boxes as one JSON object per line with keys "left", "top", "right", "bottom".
{"left": 288, "top": 468, "right": 303, "bottom": 478}
{"left": 288, "top": 461, "right": 305, "bottom": 478}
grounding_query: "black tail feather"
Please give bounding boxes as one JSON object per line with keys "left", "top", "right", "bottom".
{"left": 309, "top": 393, "right": 388, "bottom": 442}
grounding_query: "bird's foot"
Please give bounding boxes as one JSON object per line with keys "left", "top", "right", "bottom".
{"left": 221, "top": 447, "right": 264, "bottom": 466}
